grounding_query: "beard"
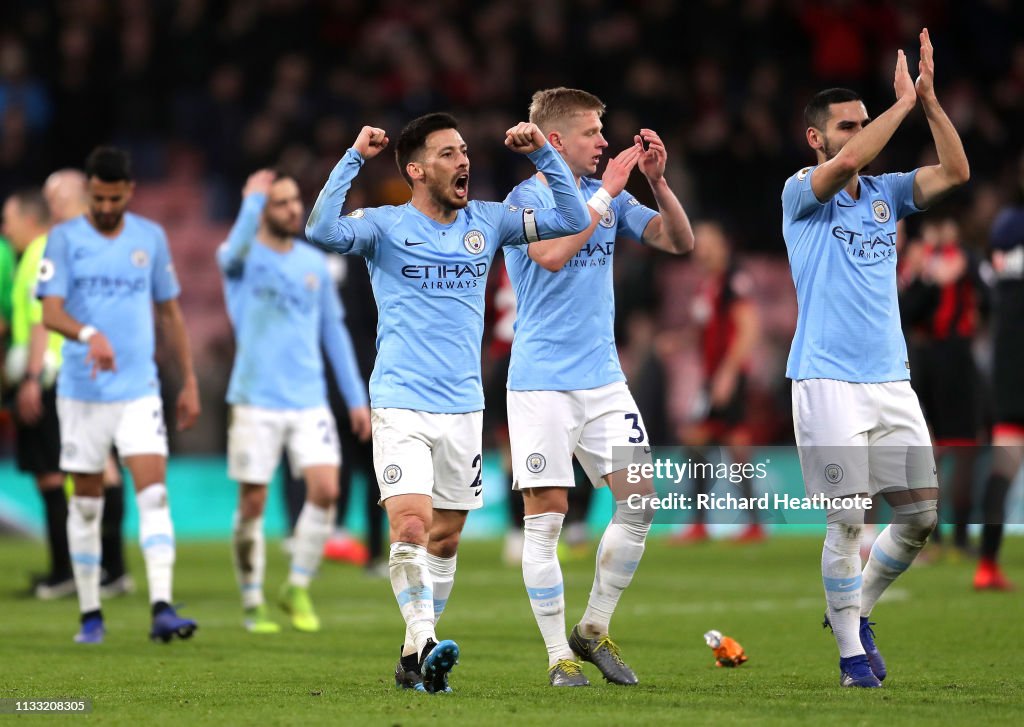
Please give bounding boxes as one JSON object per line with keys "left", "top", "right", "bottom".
{"left": 91, "top": 210, "right": 124, "bottom": 232}
{"left": 427, "top": 177, "right": 468, "bottom": 212}
{"left": 823, "top": 136, "right": 869, "bottom": 173}
{"left": 266, "top": 216, "right": 300, "bottom": 238}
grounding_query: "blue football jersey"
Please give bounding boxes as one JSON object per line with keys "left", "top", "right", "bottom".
{"left": 503, "top": 175, "right": 658, "bottom": 391}
{"left": 37, "top": 213, "right": 179, "bottom": 402}
{"left": 305, "top": 143, "right": 589, "bottom": 413}
{"left": 782, "top": 166, "right": 922, "bottom": 382}
{"left": 218, "top": 193, "right": 367, "bottom": 411}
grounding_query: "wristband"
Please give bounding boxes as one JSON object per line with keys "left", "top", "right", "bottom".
{"left": 586, "top": 187, "right": 613, "bottom": 218}
{"left": 78, "top": 325, "right": 98, "bottom": 343}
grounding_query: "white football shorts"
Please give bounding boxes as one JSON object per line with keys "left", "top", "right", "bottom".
{"left": 508, "top": 381, "right": 653, "bottom": 490}
{"left": 57, "top": 395, "right": 168, "bottom": 473}
{"left": 371, "top": 408, "right": 483, "bottom": 510}
{"left": 792, "top": 378, "right": 937, "bottom": 498}
{"left": 227, "top": 404, "right": 340, "bottom": 484}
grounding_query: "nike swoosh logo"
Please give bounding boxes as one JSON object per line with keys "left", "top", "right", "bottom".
{"left": 404, "top": 239, "right": 427, "bottom": 246}
{"left": 473, "top": 488, "right": 482, "bottom": 497}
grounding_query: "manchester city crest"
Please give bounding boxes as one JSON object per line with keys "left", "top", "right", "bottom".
{"left": 526, "top": 453, "right": 546, "bottom": 474}
{"left": 131, "top": 249, "right": 150, "bottom": 268}
{"left": 464, "top": 230, "right": 485, "bottom": 254}
{"left": 871, "top": 200, "right": 891, "bottom": 224}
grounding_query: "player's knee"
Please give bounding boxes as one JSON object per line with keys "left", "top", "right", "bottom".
{"left": 522, "top": 486, "right": 569, "bottom": 516}
{"left": 306, "top": 486, "right": 338, "bottom": 510}
{"left": 893, "top": 501, "right": 937, "bottom": 544}
{"left": 393, "top": 515, "right": 430, "bottom": 546}
{"left": 430, "top": 531, "right": 461, "bottom": 559}
{"left": 614, "top": 495, "right": 656, "bottom": 530}
{"left": 239, "top": 486, "right": 267, "bottom": 519}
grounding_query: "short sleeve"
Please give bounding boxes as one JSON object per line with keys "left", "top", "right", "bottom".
{"left": 782, "top": 166, "right": 825, "bottom": 221}
{"left": 36, "top": 227, "right": 69, "bottom": 299}
{"left": 498, "top": 186, "right": 541, "bottom": 248}
{"left": 878, "top": 169, "right": 922, "bottom": 221}
{"left": 613, "top": 190, "right": 659, "bottom": 242}
{"left": 151, "top": 227, "right": 181, "bottom": 302}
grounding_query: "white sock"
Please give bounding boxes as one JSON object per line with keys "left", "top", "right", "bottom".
{"left": 68, "top": 496, "right": 103, "bottom": 613}
{"left": 580, "top": 499, "right": 651, "bottom": 637}
{"left": 288, "top": 502, "right": 334, "bottom": 588}
{"left": 404, "top": 552, "right": 458, "bottom": 650}
{"left": 861, "top": 502, "right": 937, "bottom": 616}
{"left": 822, "top": 520, "right": 864, "bottom": 658}
{"left": 427, "top": 552, "right": 456, "bottom": 622}
{"left": 232, "top": 513, "right": 265, "bottom": 609}
{"left": 137, "top": 484, "right": 175, "bottom": 605}
{"left": 390, "top": 542, "right": 436, "bottom": 657}
{"left": 523, "top": 512, "right": 573, "bottom": 666}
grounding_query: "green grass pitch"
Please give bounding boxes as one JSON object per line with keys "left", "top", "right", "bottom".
{"left": 1, "top": 534, "right": 1021, "bottom": 725}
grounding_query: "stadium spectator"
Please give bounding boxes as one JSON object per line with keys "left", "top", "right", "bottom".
{"left": 901, "top": 218, "right": 986, "bottom": 557}
{"left": 675, "top": 220, "right": 763, "bottom": 544}
{"left": 975, "top": 153, "right": 1024, "bottom": 591}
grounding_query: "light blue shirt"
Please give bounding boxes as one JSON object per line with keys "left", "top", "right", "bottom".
{"left": 37, "top": 213, "right": 179, "bottom": 401}
{"left": 782, "top": 166, "right": 922, "bottom": 382}
{"left": 504, "top": 175, "right": 658, "bottom": 391}
{"left": 218, "top": 194, "right": 368, "bottom": 411}
{"left": 305, "top": 143, "right": 589, "bottom": 413}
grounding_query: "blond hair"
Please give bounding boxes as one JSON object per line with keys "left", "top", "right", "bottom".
{"left": 528, "top": 87, "right": 605, "bottom": 134}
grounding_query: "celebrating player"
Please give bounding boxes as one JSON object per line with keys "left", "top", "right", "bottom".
{"left": 503, "top": 87, "right": 694, "bottom": 686}
{"left": 305, "top": 114, "right": 589, "bottom": 692}
{"left": 219, "top": 170, "right": 370, "bottom": 633}
{"left": 782, "top": 30, "right": 969, "bottom": 687}
{"left": 38, "top": 146, "right": 201, "bottom": 644}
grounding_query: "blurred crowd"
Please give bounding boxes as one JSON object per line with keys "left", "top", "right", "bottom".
{"left": 2, "top": 1, "right": 1022, "bottom": 239}
{"left": 1, "top": 0, "right": 1023, "bottom": 452}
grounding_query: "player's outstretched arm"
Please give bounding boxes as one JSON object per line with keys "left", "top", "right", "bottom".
{"left": 635, "top": 129, "right": 694, "bottom": 254}
{"left": 155, "top": 298, "right": 200, "bottom": 430}
{"left": 527, "top": 143, "right": 643, "bottom": 272}
{"left": 306, "top": 126, "right": 388, "bottom": 254}
{"left": 218, "top": 170, "right": 274, "bottom": 271}
{"left": 910, "top": 28, "right": 970, "bottom": 208}
{"left": 505, "top": 122, "right": 589, "bottom": 239}
{"left": 810, "top": 50, "right": 917, "bottom": 203}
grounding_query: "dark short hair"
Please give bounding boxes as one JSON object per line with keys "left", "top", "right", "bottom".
{"left": 84, "top": 146, "right": 133, "bottom": 182}
{"left": 270, "top": 169, "right": 299, "bottom": 187}
{"left": 8, "top": 188, "right": 50, "bottom": 225}
{"left": 804, "top": 88, "right": 863, "bottom": 130}
{"left": 395, "top": 112, "right": 460, "bottom": 186}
